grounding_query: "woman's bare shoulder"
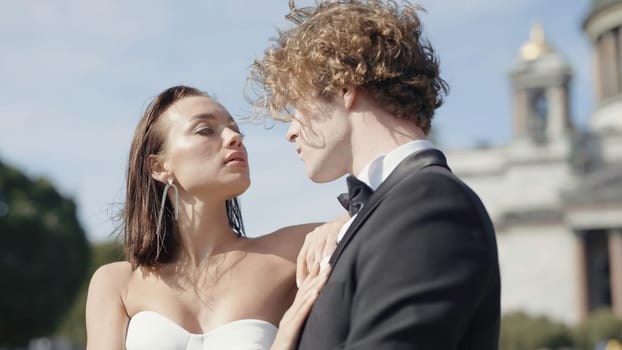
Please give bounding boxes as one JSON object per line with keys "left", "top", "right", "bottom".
{"left": 89, "top": 261, "right": 133, "bottom": 292}
{"left": 245, "top": 223, "right": 319, "bottom": 264}
{"left": 252, "top": 223, "right": 320, "bottom": 247}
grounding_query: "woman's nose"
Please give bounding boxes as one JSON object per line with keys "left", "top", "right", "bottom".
{"left": 225, "top": 128, "right": 243, "bottom": 148}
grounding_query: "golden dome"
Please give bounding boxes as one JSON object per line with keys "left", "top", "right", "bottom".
{"left": 520, "top": 22, "right": 553, "bottom": 61}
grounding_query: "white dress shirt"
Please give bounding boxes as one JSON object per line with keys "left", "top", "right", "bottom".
{"left": 319, "top": 139, "right": 436, "bottom": 271}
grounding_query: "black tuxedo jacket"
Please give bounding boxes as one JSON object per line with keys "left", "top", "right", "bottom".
{"left": 297, "top": 149, "right": 501, "bottom": 350}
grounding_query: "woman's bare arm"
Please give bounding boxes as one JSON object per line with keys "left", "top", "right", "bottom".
{"left": 85, "top": 262, "right": 131, "bottom": 350}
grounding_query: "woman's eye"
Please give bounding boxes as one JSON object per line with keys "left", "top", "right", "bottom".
{"left": 196, "top": 127, "right": 214, "bottom": 136}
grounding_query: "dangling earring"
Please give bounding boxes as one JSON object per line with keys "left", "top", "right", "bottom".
{"left": 155, "top": 177, "right": 179, "bottom": 257}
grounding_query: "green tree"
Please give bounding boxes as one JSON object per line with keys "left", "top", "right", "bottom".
{"left": 0, "top": 160, "right": 90, "bottom": 347}
{"left": 575, "top": 308, "right": 622, "bottom": 350}
{"left": 500, "top": 311, "right": 575, "bottom": 350}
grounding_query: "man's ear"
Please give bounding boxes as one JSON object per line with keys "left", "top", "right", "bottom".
{"left": 149, "top": 154, "right": 169, "bottom": 184}
{"left": 342, "top": 87, "right": 357, "bottom": 110}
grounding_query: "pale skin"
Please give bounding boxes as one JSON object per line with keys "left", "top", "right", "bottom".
{"left": 85, "top": 95, "right": 345, "bottom": 350}
{"left": 286, "top": 88, "right": 428, "bottom": 282}
{"left": 286, "top": 88, "right": 428, "bottom": 183}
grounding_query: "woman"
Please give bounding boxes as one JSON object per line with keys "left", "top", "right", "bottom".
{"left": 85, "top": 85, "right": 343, "bottom": 350}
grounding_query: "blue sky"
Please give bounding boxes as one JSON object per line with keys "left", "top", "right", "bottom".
{"left": 1, "top": 0, "right": 593, "bottom": 241}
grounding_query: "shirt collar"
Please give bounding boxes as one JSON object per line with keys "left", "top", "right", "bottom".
{"left": 356, "top": 140, "right": 435, "bottom": 191}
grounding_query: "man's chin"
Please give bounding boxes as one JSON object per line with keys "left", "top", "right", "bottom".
{"left": 307, "top": 169, "right": 344, "bottom": 184}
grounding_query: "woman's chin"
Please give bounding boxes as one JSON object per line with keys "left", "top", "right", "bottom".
{"left": 230, "top": 179, "right": 251, "bottom": 197}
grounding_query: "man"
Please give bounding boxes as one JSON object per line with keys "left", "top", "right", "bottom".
{"left": 249, "top": 1, "right": 501, "bottom": 349}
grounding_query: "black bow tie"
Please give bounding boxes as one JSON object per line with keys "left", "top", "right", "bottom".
{"left": 337, "top": 175, "right": 374, "bottom": 216}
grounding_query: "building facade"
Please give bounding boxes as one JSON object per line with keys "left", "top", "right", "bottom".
{"left": 445, "top": 0, "right": 622, "bottom": 324}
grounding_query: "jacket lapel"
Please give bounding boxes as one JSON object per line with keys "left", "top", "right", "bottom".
{"left": 329, "top": 148, "right": 450, "bottom": 266}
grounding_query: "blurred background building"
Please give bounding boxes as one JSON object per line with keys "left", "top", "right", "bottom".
{"left": 446, "top": 0, "right": 622, "bottom": 325}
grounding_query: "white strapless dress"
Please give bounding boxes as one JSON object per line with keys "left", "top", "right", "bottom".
{"left": 125, "top": 311, "right": 277, "bottom": 350}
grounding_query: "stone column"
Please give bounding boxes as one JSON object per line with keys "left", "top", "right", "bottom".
{"left": 595, "top": 38, "right": 603, "bottom": 103}
{"left": 609, "top": 229, "right": 622, "bottom": 318}
{"left": 547, "top": 85, "right": 569, "bottom": 138}
{"left": 618, "top": 27, "right": 622, "bottom": 95}
{"left": 576, "top": 231, "right": 590, "bottom": 321}
{"left": 601, "top": 31, "right": 619, "bottom": 98}
{"left": 513, "top": 90, "right": 528, "bottom": 139}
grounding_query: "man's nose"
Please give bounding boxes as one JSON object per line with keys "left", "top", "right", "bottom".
{"left": 286, "top": 120, "right": 299, "bottom": 143}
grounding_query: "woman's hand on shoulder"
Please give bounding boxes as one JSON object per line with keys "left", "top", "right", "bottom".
{"left": 296, "top": 214, "right": 349, "bottom": 287}
{"left": 85, "top": 261, "right": 132, "bottom": 350}
{"left": 270, "top": 262, "right": 331, "bottom": 350}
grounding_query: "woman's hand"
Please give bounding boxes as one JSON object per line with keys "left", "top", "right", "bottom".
{"left": 270, "top": 262, "right": 331, "bottom": 350}
{"left": 296, "top": 215, "right": 349, "bottom": 286}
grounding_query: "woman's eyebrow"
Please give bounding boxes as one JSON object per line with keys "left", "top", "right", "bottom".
{"left": 189, "top": 113, "right": 218, "bottom": 121}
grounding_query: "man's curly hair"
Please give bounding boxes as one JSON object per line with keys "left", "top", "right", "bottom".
{"left": 248, "top": 0, "right": 448, "bottom": 134}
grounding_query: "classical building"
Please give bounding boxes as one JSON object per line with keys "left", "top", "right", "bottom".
{"left": 445, "top": 0, "right": 622, "bottom": 324}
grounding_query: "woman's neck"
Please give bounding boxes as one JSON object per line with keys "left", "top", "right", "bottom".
{"left": 175, "top": 198, "right": 242, "bottom": 268}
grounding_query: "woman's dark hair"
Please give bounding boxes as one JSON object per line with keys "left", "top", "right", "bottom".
{"left": 123, "top": 85, "right": 245, "bottom": 267}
